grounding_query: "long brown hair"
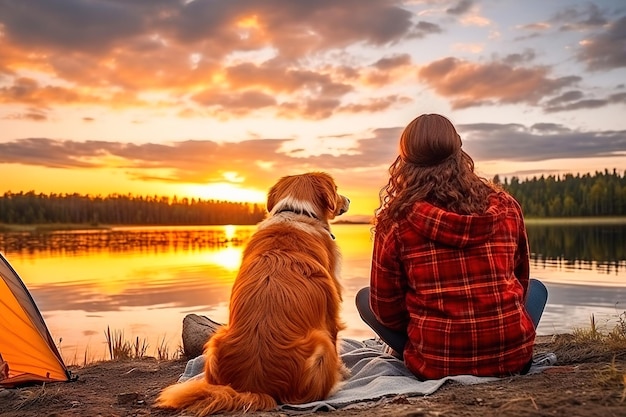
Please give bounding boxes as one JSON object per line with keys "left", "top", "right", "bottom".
{"left": 375, "top": 114, "right": 498, "bottom": 232}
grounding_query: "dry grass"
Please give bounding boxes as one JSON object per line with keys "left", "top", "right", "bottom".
{"left": 563, "top": 312, "right": 626, "bottom": 402}
{"left": 104, "top": 326, "right": 149, "bottom": 361}
{"left": 596, "top": 358, "right": 626, "bottom": 403}
{"left": 552, "top": 312, "right": 626, "bottom": 363}
{"left": 15, "top": 384, "right": 62, "bottom": 410}
{"left": 156, "top": 336, "right": 170, "bottom": 361}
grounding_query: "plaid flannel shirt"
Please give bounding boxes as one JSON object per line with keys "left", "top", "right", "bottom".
{"left": 370, "top": 192, "right": 535, "bottom": 379}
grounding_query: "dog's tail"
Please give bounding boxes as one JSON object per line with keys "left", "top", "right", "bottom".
{"left": 155, "top": 378, "right": 277, "bottom": 416}
{"left": 286, "top": 329, "right": 345, "bottom": 404}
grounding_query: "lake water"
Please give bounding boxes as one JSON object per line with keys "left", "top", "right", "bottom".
{"left": 1, "top": 222, "right": 625, "bottom": 364}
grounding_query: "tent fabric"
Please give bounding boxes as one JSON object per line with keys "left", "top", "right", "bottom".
{"left": 0, "top": 252, "right": 72, "bottom": 387}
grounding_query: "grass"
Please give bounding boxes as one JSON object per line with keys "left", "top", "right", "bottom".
{"left": 568, "top": 311, "right": 626, "bottom": 402}
{"left": 58, "top": 327, "right": 181, "bottom": 366}
{"left": 104, "top": 326, "right": 149, "bottom": 361}
{"left": 15, "top": 384, "right": 62, "bottom": 410}
{"left": 571, "top": 312, "right": 626, "bottom": 348}
{"left": 56, "top": 326, "right": 182, "bottom": 366}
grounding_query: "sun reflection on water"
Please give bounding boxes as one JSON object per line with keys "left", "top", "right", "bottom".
{"left": 204, "top": 246, "right": 243, "bottom": 271}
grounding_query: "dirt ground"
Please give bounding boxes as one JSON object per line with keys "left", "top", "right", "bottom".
{"left": 1, "top": 335, "right": 624, "bottom": 417}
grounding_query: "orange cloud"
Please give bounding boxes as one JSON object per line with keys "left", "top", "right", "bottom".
{"left": 418, "top": 57, "right": 581, "bottom": 108}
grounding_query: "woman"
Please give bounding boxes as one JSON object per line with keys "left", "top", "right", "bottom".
{"left": 356, "top": 113, "right": 547, "bottom": 380}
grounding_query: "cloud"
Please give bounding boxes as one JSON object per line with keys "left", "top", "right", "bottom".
{"left": 544, "top": 90, "right": 626, "bottom": 112}
{"left": 1, "top": 108, "right": 48, "bottom": 121}
{"left": 0, "top": 0, "right": 439, "bottom": 119}
{"left": 577, "top": 15, "right": 626, "bottom": 70}
{"left": 551, "top": 2, "right": 609, "bottom": 31}
{"left": 459, "top": 123, "right": 626, "bottom": 162}
{"left": 418, "top": 57, "right": 580, "bottom": 108}
{"left": 446, "top": 0, "right": 474, "bottom": 16}
{"left": 2, "top": 120, "right": 624, "bottom": 191}
{"left": 192, "top": 89, "right": 277, "bottom": 115}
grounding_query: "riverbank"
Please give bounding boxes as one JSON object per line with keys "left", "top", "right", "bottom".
{"left": 0, "top": 222, "right": 113, "bottom": 232}
{"left": 0, "top": 334, "right": 624, "bottom": 417}
{"left": 2, "top": 215, "right": 626, "bottom": 233}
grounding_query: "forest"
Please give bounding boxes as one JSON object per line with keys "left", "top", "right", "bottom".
{"left": 0, "top": 193, "right": 267, "bottom": 225}
{"left": 498, "top": 169, "right": 625, "bottom": 217}
{"left": 0, "top": 170, "right": 624, "bottom": 225}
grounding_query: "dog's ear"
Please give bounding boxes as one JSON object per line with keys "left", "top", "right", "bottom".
{"left": 267, "top": 182, "right": 280, "bottom": 212}
{"left": 267, "top": 175, "right": 290, "bottom": 212}
{"left": 314, "top": 173, "right": 338, "bottom": 217}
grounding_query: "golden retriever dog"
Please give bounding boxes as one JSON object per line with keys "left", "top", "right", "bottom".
{"left": 156, "top": 172, "right": 350, "bottom": 415}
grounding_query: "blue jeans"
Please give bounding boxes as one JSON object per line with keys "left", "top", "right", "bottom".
{"left": 355, "top": 278, "right": 548, "bottom": 357}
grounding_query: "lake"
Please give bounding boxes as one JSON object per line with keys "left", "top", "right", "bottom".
{"left": 1, "top": 222, "right": 625, "bottom": 364}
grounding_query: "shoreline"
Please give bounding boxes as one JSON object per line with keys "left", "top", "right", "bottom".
{"left": 1, "top": 333, "right": 624, "bottom": 417}
{"left": 2, "top": 215, "right": 626, "bottom": 232}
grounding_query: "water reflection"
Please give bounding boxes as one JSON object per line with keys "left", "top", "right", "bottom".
{"left": 527, "top": 223, "right": 626, "bottom": 275}
{"left": 1, "top": 223, "right": 624, "bottom": 363}
{"left": 0, "top": 225, "right": 254, "bottom": 256}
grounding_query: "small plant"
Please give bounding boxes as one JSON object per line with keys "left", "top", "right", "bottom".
{"left": 104, "top": 326, "right": 148, "bottom": 360}
{"left": 595, "top": 357, "right": 626, "bottom": 403}
{"left": 132, "top": 336, "right": 149, "bottom": 358}
{"left": 156, "top": 336, "right": 170, "bottom": 360}
{"left": 572, "top": 314, "right": 604, "bottom": 343}
{"left": 16, "top": 383, "right": 61, "bottom": 409}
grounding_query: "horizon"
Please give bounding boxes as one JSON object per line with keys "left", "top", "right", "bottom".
{"left": 1, "top": 1, "right": 625, "bottom": 217}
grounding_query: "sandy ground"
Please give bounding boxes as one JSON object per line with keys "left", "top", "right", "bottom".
{"left": 0, "top": 335, "right": 624, "bottom": 417}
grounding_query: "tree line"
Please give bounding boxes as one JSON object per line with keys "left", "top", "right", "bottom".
{"left": 0, "top": 192, "right": 267, "bottom": 225}
{"left": 497, "top": 169, "right": 626, "bottom": 217}
{"left": 0, "top": 169, "right": 624, "bottom": 226}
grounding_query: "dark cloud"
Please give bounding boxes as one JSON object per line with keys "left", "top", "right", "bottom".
{"left": 458, "top": 123, "right": 626, "bottom": 162}
{"left": 545, "top": 90, "right": 585, "bottom": 106}
{"left": 552, "top": 3, "right": 609, "bottom": 31}
{"left": 446, "top": 0, "right": 474, "bottom": 16}
{"left": 410, "top": 21, "right": 444, "bottom": 38}
{"left": 0, "top": 0, "right": 418, "bottom": 57}
{"left": 372, "top": 54, "right": 412, "bottom": 71}
{"left": 577, "top": 15, "right": 626, "bottom": 70}
{"left": 544, "top": 90, "right": 626, "bottom": 112}
{"left": 0, "top": 0, "right": 145, "bottom": 52}
{"left": 502, "top": 50, "right": 536, "bottom": 66}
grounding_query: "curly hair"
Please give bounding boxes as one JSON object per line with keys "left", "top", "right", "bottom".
{"left": 374, "top": 114, "right": 500, "bottom": 233}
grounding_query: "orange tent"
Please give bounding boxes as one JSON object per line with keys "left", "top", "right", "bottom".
{"left": 0, "top": 252, "right": 73, "bottom": 387}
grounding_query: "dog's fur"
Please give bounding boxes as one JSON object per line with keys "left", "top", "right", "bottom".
{"left": 156, "top": 172, "right": 350, "bottom": 416}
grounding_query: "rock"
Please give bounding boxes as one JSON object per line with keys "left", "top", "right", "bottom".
{"left": 117, "top": 392, "right": 143, "bottom": 405}
{"left": 181, "top": 314, "right": 222, "bottom": 359}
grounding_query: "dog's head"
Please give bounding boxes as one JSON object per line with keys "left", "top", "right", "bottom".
{"left": 267, "top": 172, "right": 350, "bottom": 221}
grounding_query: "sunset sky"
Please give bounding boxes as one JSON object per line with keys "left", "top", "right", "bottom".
{"left": 1, "top": 0, "right": 625, "bottom": 218}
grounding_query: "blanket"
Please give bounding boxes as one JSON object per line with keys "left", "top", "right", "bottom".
{"left": 178, "top": 338, "right": 556, "bottom": 412}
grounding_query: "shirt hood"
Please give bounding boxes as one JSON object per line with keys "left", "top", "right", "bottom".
{"left": 406, "top": 193, "right": 508, "bottom": 248}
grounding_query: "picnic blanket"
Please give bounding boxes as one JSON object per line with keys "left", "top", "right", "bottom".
{"left": 178, "top": 338, "right": 556, "bottom": 412}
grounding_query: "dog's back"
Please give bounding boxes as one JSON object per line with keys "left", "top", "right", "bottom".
{"left": 207, "top": 218, "right": 345, "bottom": 403}
{"left": 156, "top": 172, "right": 349, "bottom": 415}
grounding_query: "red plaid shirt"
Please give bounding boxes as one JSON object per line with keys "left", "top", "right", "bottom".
{"left": 370, "top": 192, "right": 535, "bottom": 379}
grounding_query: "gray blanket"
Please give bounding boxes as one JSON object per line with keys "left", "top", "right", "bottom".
{"left": 178, "top": 338, "right": 555, "bottom": 412}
